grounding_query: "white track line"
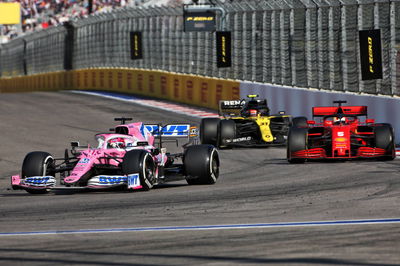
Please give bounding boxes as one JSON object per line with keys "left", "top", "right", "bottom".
{"left": 1, "top": 218, "right": 399, "bottom": 237}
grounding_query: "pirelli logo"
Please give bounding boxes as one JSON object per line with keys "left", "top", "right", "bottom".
{"left": 130, "top": 32, "right": 143, "bottom": 60}
{"left": 186, "top": 16, "right": 214, "bottom": 21}
{"left": 359, "top": 29, "right": 382, "bottom": 80}
{"left": 184, "top": 11, "right": 216, "bottom": 32}
{"left": 216, "top": 31, "right": 231, "bottom": 68}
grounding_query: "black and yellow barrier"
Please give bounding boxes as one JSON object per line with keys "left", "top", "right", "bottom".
{"left": 0, "top": 68, "right": 240, "bottom": 110}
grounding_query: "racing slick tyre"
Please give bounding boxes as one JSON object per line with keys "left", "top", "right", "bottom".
{"left": 21, "top": 151, "right": 55, "bottom": 194}
{"left": 287, "top": 127, "right": 308, "bottom": 164}
{"left": 184, "top": 144, "right": 219, "bottom": 185}
{"left": 374, "top": 124, "right": 395, "bottom": 160}
{"left": 200, "top": 118, "right": 220, "bottom": 146}
{"left": 121, "top": 150, "right": 156, "bottom": 190}
{"left": 292, "top": 116, "right": 308, "bottom": 128}
{"left": 217, "top": 119, "right": 236, "bottom": 148}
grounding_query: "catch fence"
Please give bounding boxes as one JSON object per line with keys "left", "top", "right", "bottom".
{"left": 1, "top": 0, "right": 400, "bottom": 96}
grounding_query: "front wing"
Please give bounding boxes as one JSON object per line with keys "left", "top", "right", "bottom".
{"left": 290, "top": 146, "right": 389, "bottom": 160}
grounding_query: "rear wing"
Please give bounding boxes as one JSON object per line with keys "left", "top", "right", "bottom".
{"left": 312, "top": 106, "right": 368, "bottom": 117}
{"left": 219, "top": 100, "right": 245, "bottom": 116}
{"left": 144, "top": 124, "right": 197, "bottom": 138}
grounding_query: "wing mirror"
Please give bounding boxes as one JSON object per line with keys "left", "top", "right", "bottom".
{"left": 307, "top": 120, "right": 315, "bottom": 125}
{"left": 366, "top": 119, "right": 375, "bottom": 124}
{"left": 71, "top": 141, "right": 80, "bottom": 147}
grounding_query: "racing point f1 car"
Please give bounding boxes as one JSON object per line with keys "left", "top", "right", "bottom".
{"left": 287, "top": 101, "right": 395, "bottom": 163}
{"left": 200, "top": 95, "right": 291, "bottom": 148}
{"left": 11, "top": 118, "right": 219, "bottom": 194}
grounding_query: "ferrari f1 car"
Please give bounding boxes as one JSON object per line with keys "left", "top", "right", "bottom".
{"left": 287, "top": 101, "right": 395, "bottom": 163}
{"left": 200, "top": 95, "right": 291, "bottom": 148}
{"left": 11, "top": 118, "right": 219, "bottom": 194}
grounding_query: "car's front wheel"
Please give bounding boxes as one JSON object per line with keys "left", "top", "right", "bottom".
{"left": 121, "top": 150, "right": 156, "bottom": 190}
{"left": 287, "top": 127, "right": 308, "bottom": 163}
{"left": 21, "top": 151, "right": 55, "bottom": 194}
{"left": 374, "top": 124, "right": 395, "bottom": 160}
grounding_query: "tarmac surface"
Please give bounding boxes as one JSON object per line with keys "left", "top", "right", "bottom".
{"left": 0, "top": 91, "right": 399, "bottom": 265}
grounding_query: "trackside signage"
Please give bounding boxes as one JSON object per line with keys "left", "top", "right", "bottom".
{"left": 359, "top": 29, "right": 382, "bottom": 80}
{"left": 216, "top": 31, "right": 231, "bottom": 68}
{"left": 130, "top": 32, "right": 143, "bottom": 60}
{"left": 184, "top": 11, "right": 216, "bottom": 32}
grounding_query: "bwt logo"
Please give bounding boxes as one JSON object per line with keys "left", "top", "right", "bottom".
{"left": 26, "top": 177, "right": 50, "bottom": 184}
{"left": 145, "top": 125, "right": 190, "bottom": 136}
{"left": 99, "top": 176, "right": 127, "bottom": 184}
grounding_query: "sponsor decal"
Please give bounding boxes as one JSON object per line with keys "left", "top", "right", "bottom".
{"left": 99, "top": 176, "right": 127, "bottom": 184}
{"left": 84, "top": 72, "right": 88, "bottom": 88}
{"left": 108, "top": 72, "right": 113, "bottom": 89}
{"left": 201, "top": 82, "right": 208, "bottom": 104}
{"left": 117, "top": 72, "right": 123, "bottom": 89}
{"left": 232, "top": 86, "right": 240, "bottom": 99}
{"left": 173, "top": 78, "right": 179, "bottom": 98}
{"left": 359, "top": 29, "right": 382, "bottom": 80}
{"left": 186, "top": 80, "right": 193, "bottom": 100}
{"left": 145, "top": 124, "right": 190, "bottom": 137}
{"left": 130, "top": 32, "right": 143, "bottom": 60}
{"left": 127, "top": 73, "right": 132, "bottom": 90}
{"left": 79, "top": 158, "right": 90, "bottom": 164}
{"left": 190, "top": 126, "right": 198, "bottom": 137}
{"left": 99, "top": 72, "right": 104, "bottom": 88}
{"left": 216, "top": 31, "right": 232, "bottom": 68}
{"left": 216, "top": 84, "right": 223, "bottom": 104}
{"left": 77, "top": 73, "right": 81, "bottom": 87}
{"left": 127, "top": 174, "right": 141, "bottom": 189}
{"left": 183, "top": 11, "right": 216, "bottom": 32}
{"left": 138, "top": 74, "right": 143, "bottom": 91}
{"left": 226, "top": 137, "right": 252, "bottom": 143}
{"left": 161, "top": 76, "right": 167, "bottom": 96}
{"left": 91, "top": 72, "right": 96, "bottom": 87}
{"left": 149, "top": 75, "right": 155, "bottom": 93}
{"left": 24, "top": 176, "right": 56, "bottom": 187}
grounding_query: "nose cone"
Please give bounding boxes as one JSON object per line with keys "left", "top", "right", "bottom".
{"left": 65, "top": 156, "right": 96, "bottom": 184}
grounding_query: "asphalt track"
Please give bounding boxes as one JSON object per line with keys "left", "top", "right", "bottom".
{"left": 0, "top": 91, "right": 399, "bottom": 265}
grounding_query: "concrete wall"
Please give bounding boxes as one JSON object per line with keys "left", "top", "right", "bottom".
{"left": 241, "top": 81, "right": 400, "bottom": 141}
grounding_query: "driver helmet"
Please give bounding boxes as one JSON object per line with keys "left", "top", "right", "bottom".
{"left": 333, "top": 117, "right": 346, "bottom": 124}
{"left": 108, "top": 137, "right": 125, "bottom": 148}
{"left": 249, "top": 109, "right": 258, "bottom": 117}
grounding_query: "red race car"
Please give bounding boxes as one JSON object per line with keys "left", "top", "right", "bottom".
{"left": 287, "top": 101, "right": 395, "bottom": 163}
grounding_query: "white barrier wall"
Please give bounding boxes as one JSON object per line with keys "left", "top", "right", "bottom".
{"left": 240, "top": 82, "right": 400, "bottom": 142}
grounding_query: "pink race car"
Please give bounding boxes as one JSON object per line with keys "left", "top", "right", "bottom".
{"left": 11, "top": 118, "right": 220, "bottom": 194}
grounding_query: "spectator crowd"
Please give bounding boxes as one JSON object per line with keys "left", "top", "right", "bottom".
{"left": 1, "top": 0, "right": 186, "bottom": 43}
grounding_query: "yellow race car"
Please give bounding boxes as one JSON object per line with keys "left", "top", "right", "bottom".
{"left": 200, "top": 95, "right": 291, "bottom": 148}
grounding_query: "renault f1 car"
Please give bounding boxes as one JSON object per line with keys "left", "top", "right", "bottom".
{"left": 200, "top": 95, "right": 291, "bottom": 148}
{"left": 11, "top": 118, "right": 219, "bottom": 194}
{"left": 287, "top": 101, "right": 395, "bottom": 163}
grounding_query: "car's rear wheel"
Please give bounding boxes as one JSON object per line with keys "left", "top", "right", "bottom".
{"left": 200, "top": 118, "right": 220, "bottom": 146}
{"left": 121, "top": 150, "right": 156, "bottom": 190}
{"left": 374, "top": 124, "right": 395, "bottom": 160}
{"left": 287, "top": 127, "right": 308, "bottom": 163}
{"left": 217, "top": 119, "right": 236, "bottom": 148}
{"left": 184, "top": 145, "right": 219, "bottom": 185}
{"left": 21, "top": 151, "right": 55, "bottom": 194}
